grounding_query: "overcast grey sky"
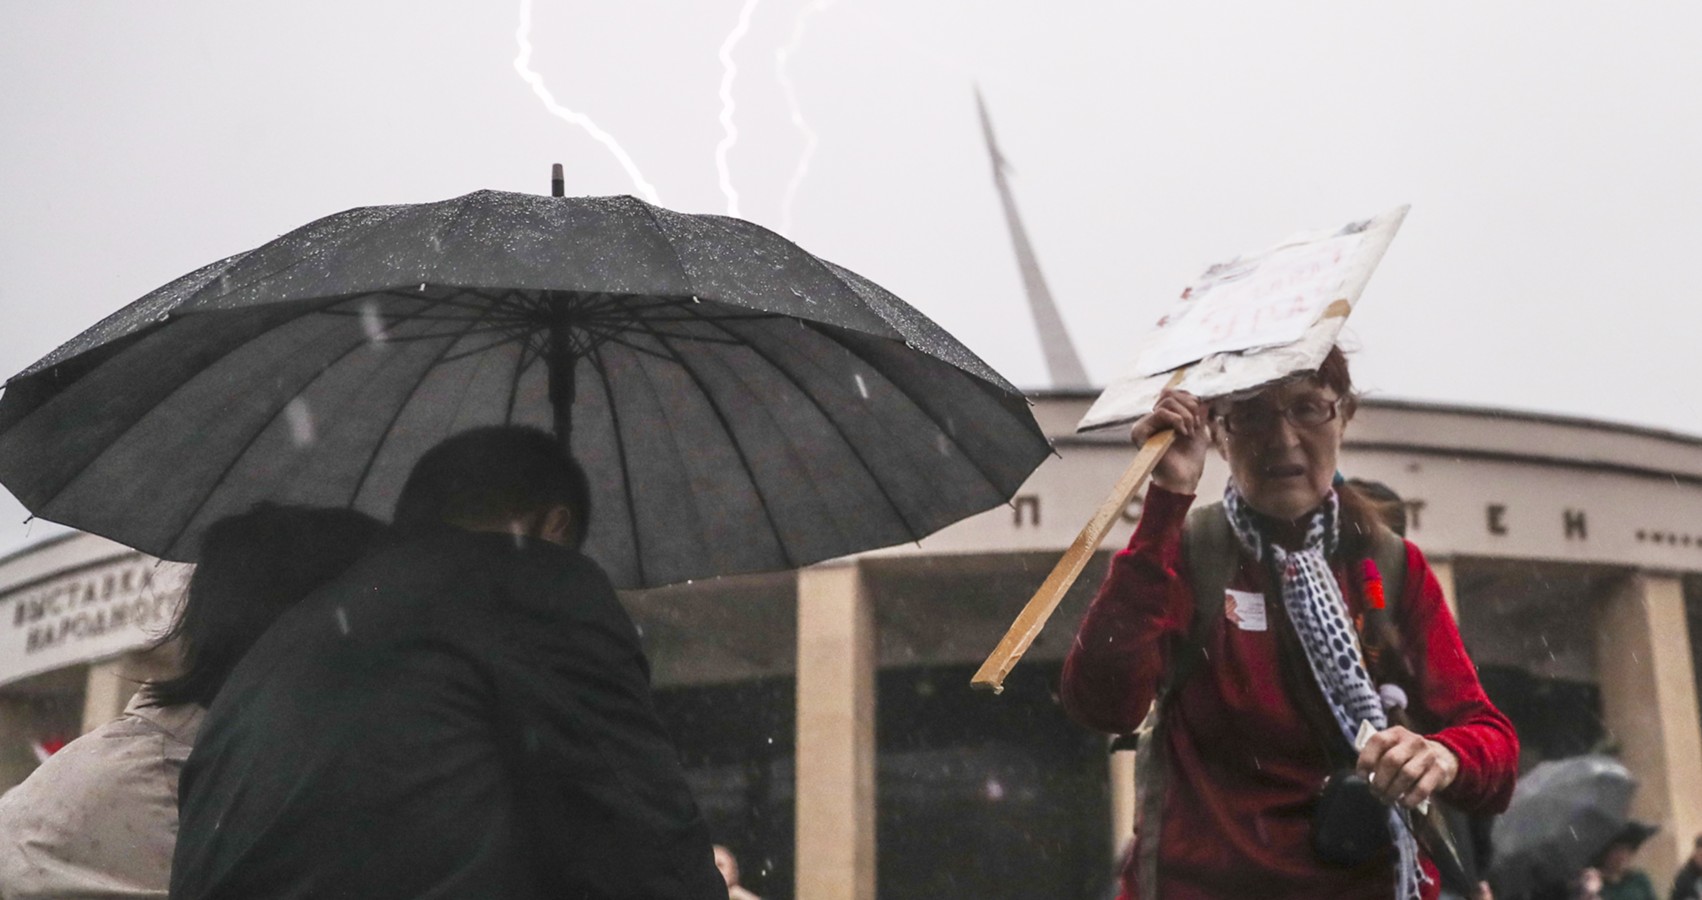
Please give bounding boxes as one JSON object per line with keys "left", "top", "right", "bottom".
{"left": 3, "top": 2, "right": 1700, "bottom": 555}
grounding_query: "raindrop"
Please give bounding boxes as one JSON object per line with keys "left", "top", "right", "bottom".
{"left": 935, "top": 434, "right": 950, "bottom": 456}
{"left": 360, "top": 301, "right": 388, "bottom": 345}
{"left": 284, "top": 398, "right": 316, "bottom": 447}
{"left": 334, "top": 606, "right": 350, "bottom": 636}
{"left": 985, "top": 778, "right": 1005, "bottom": 801}
{"left": 853, "top": 373, "right": 868, "bottom": 399}
{"left": 418, "top": 283, "right": 427, "bottom": 292}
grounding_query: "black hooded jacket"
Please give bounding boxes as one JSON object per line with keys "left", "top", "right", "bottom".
{"left": 171, "top": 526, "right": 726, "bottom": 900}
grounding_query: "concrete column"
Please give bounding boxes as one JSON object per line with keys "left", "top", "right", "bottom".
{"left": 795, "top": 563, "right": 876, "bottom": 900}
{"left": 1595, "top": 573, "right": 1702, "bottom": 879}
{"left": 1109, "top": 744, "right": 1136, "bottom": 862}
{"left": 81, "top": 658, "right": 137, "bottom": 734}
{"left": 1428, "top": 557, "right": 1460, "bottom": 621}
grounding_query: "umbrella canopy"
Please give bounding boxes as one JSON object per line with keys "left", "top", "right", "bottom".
{"left": 0, "top": 190, "right": 1050, "bottom": 589}
{"left": 1489, "top": 754, "right": 1638, "bottom": 898}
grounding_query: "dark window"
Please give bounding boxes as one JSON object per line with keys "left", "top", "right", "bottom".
{"left": 878, "top": 662, "right": 1112, "bottom": 900}
{"left": 655, "top": 677, "right": 795, "bottom": 900}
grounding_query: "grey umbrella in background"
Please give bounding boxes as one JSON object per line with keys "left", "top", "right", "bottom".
{"left": 1489, "top": 755, "right": 1640, "bottom": 898}
{"left": 0, "top": 186, "right": 1050, "bottom": 589}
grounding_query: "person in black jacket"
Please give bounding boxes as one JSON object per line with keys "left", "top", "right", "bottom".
{"left": 171, "top": 426, "right": 727, "bottom": 900}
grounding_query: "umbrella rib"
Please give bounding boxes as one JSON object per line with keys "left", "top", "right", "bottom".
{"left": 634, "top": 321, "right": 795, "bottom": 569}
{"left": 344, "top": 315, "right": 491, "bottom": 511}
{"left": 20, "top": 296, "right": 349, "bottom": 507}
{"left": 183, "top": 207, "right": 408, "bottom": 308}
{"left": 596, "top": 333, "right": 701, "bottom": 364}
{"left": 502, "top": 337, "right": 528, "bottom": 426}
{"left": 678, "top": 305, "right": 920, "bottom": 537}
{"left": 695, "top": 215, "right": 899, "bottom": 339}
{"left": 436, "top": 329, "right": 530, "bottom": 365}
{"left": 585, "top": 343, "right": 648, "bottom": 587}
{"left": 417, "top": 193, "right": 479, "bottom": 289}
{"left": 610, "top": 325, "right": 750, "bottom": 346}
{"left": 158, "top": 298, "right": 454, "bottom": 553}
{"left": 632, "top": 203, "right": 701, "bottom": 298}
{"left": 808, "top": 327, "right": 1008, "bottom": 495}
{"left": 370, "top": 293, "right": 527, "bottom": 320}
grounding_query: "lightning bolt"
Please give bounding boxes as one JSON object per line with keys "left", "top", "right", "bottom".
{"left": 513, "top": 0, "right": 661, "bottom": 204}
{"left": 714, "top": 0, "right": 763, "bottom": 216}
{"left": 775, "top": 0, "right": 839, "bottom": 235}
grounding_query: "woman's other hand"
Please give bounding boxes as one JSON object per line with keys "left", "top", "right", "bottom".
{"left": 1355, "top": 725, "right": 1459, "bottom": 809}
{"left": 1130, "top": 389, "right": 1211, "bottom": 495}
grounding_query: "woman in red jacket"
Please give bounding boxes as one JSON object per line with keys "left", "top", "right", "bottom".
{"left": 1061, "top": 347, "right": 1518, "bottom": 900}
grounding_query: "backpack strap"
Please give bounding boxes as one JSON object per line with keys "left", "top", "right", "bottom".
{"left": 1125, "top": 501, "right": 1237, "bottom": 899}
{"left": 1173, "top": 502, "right": 1237, "bottom": 693}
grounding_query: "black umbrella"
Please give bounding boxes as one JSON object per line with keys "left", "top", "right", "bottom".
{"left": 0, "top": 188, "right": 1050, "bottom": 588}
{"left": 1489, "top": 755, "right": 1641, "bottom": 898}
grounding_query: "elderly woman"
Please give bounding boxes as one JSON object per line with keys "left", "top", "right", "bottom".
{"left": 1061, "top": 347, "right": 1518, "bottom": 900}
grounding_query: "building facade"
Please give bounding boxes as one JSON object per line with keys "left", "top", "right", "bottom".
{"left": 3, "top": 395, "right": 1700, "bottom": 898}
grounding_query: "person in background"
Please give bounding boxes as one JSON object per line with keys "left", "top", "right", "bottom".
{"left": 713, "top": 845, "right": 762, "bottom": 900}
{"left": 1670, "top": 833, "right": 1702, "bottom": 900}
{"left": 0, "top": 504, "right": 381, "bottom": 900}
{"left": 1585, "top": 823, "right": 1659, "bottom": 900}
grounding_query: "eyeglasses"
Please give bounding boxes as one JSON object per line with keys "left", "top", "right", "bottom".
{"left": 1217, "top": 397, "right": 1340, "bottom": 436}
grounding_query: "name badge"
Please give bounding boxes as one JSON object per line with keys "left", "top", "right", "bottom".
{"left": 1224, "top": 589, "right": 1267, "bottom": 632}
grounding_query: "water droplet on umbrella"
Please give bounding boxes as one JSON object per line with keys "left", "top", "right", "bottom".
{"left": 334, "top": 606, "right": 350, "bottom": 636}
{"left": 285, "top": 398, "right": 316, "bottom": 447}
{"left": 854, "top": 373, "right": 868, "bottom": 399}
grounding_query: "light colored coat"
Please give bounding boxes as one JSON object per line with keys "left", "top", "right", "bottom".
{"left": 0, "top": 692, "right": 201, "bottom": 900}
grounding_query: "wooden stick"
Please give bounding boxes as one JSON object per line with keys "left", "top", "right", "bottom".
{"left": 970, "top": 427, "right": 1178, "bottom": 693}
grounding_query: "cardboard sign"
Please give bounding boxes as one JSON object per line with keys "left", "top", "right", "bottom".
{"left": 1078, "top": 206, "right": 1408, "bottom": 433}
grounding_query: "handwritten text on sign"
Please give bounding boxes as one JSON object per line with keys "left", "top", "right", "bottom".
{"left": 1132, "top": 230, "right": 1365, "bottom": 378}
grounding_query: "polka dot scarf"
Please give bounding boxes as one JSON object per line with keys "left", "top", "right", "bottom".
{"left": 1223, "top": 484, "right": 1422, "bottom": 900}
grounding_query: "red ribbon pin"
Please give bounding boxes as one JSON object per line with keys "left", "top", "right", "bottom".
{"left": 1360, "top": 559, "right": 1386, "bottom": 610}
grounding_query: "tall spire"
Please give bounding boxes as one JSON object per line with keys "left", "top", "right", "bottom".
{"left": 976, "top": 87, "right": 1090, "bottom": 390}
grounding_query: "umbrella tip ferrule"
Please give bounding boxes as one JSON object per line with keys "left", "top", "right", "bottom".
{"left": 551, "top": 163, "right": 565, "bottom": 198}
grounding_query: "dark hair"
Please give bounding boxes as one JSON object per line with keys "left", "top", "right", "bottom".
{"left": 392, "top": 426, "right": 591, "bottom": 546}
{"left": 1345, "top": 477, "right": 1407, "bottom": 537}
{"left": 148, "top": 504, "right": 383, "bottom": 708}
{"left": 1310, "top": 348, "right": 1420, "bottom": 694}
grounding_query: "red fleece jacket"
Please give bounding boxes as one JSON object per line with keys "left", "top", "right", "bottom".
{"left": 1062, "top": 485, "right": 1518, "bottom": 900}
